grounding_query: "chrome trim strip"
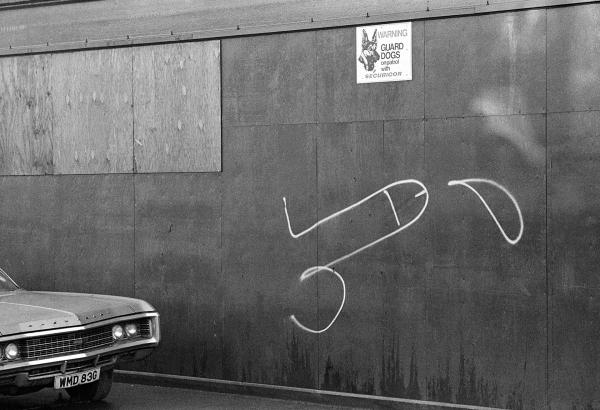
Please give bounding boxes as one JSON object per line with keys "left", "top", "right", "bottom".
{"left": 27, "top": 357, "right": 118, "bottom": 380}
{"left": 0, "top": 312, "right": 158, "bottom": 342}
{"left": 0, "top": 337, "right": 158, "bottom": 372}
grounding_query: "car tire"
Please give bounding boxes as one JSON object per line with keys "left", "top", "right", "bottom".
{"left": 66, "top": 369, "right": 113, "bottom": 402}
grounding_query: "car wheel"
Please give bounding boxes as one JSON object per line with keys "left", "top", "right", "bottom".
{"left": 66, "top": 369, "right": 113, "bottom": 402}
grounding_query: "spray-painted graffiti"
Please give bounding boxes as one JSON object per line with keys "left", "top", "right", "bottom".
{"left": 283, "top": 178, "right": 523, "bottom": 333}
{"left": 284, "top": 179, "right": 429, "bottom": 334}
{"left": 448, "top": 178, "right": 523, "bottom": 245}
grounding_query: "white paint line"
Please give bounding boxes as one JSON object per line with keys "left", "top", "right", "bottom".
{"left": 415, "top": 189, "right": 427, "bottom": 198}
{"left": 290, "top": 266, "right": 346, "bottom": 334}
{"left": 283, "top": 179, "right": 428, "bottom": 244}
{"left": 448, "top": 178, "right": 524, "bottom": 245}
{"left": 285, "top": 179, "right": 429, "bottom": 333}
{"left": 383, "top": 189, "right": 401, "bottom": 226}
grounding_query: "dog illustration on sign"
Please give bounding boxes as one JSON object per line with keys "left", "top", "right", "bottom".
{"left": 358, "top": 28, "right": 380, "bottom": 71}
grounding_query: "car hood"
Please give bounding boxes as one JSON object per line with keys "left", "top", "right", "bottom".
{"left": 0, "top": 290, "right": 155, "bottom": 336}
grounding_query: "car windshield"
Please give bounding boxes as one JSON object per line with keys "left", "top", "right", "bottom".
{"left": 0, "top": 267, "right": 19, "bottom": 291}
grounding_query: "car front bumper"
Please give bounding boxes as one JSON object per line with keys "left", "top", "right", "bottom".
{"left": 0, "top": 312, "right": 159, "bottom": 394}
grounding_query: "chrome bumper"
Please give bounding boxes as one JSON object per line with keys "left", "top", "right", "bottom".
{"left": 0, "top": 312, "right": 159, "bottom": 387}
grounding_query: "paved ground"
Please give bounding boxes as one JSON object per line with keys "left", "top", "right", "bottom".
{"left": 0, "top": 383, "right": 362, "bottom": 409}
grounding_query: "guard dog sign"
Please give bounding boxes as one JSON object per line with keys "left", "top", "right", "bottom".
{"left": 356, "top": 22, "right": 412, "bottom": 83}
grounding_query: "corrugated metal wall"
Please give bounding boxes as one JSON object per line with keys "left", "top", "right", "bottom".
{"left": 0, "top": 2, "right": 599, "bottom": 409}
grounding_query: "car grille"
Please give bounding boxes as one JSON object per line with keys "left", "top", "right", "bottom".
{"left": 19, "top": 319, "right": 151, "bottom": 360}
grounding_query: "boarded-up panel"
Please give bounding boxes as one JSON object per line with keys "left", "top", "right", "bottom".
{"left": 316, "top": 24, "right": 425, "bottom": 123}
{"left": 50, "top": 49, "right": 133, "bottom": 174}
{"left": 425, "top": 10, "right": 546, "bottom": 118}
{"left": 0, "top": 0, "right": 591, "bottom": 56}
{"left": 52, "top": 175, "right": 134, "bottom": 296}
{"left": 0, "top": 175, "right": 56, "bottom": 290}
{"left": 548, "top": 111, "right": 600, "bottom": 408}
{"left": 425, "top": 288, "right": 546, "bottom": 407}
{"left": 222, "top": 32, "right": 316, "bottom": 126}
{"left": 550, "top": 288, "right": 600, "bottom": 409}
{"left": 383, "top": 119, "right": 427, "bottom": 290}
{"left": 547, "top": 3, "right": 600, "bottom": 112}
{"left": 132, "top": 173, "right": 222, "bottom": 377}
{"left": 548, "top": 111, "right": 600, "bottom": 290}
{"left": 133, "top": 41, "right": 221, "bottom": 173}
{"left": 315, "top": 121, "right": 387, "bottom": 396}
{"left": 221, "top": 124, "right": 318, "bottom": 387}
{"left": 424, "top": 115, "right": 546, "bottom": 294}
{"left": 423, "top": 115, "right": 546, "bottom": 406}
{"left": 0, "top": 55, "right": 53, "bottom": 175}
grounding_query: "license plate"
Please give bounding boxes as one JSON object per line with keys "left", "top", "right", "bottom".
{"left": 54, "top": 367, "right": 100, "bottom": 389}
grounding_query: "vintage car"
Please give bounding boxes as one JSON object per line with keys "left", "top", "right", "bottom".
{"left": 0, "top": 268, "right": 159, "bottom": 401}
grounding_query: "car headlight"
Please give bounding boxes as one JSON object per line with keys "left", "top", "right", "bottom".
{"left": 4, "top": 343, "right": 19, "bottom": 360}
{"left": 125, "top": 323, "right": 138, "bottom": 338}
{"left": 112, "top": 325, "right": 124, "bottom": 340}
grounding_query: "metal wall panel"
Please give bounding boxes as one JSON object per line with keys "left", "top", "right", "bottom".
{"left": 222, "top": 32, "right": 316, "bottom": 126}
{"left": 221, "top": 124, "right": 318, "bottom": 386}
{"left": 133, "top": 42, "right": 221, "bottom": 173}
{"left": 0, "top": 55, "right": 53, "bottom": 175}
{"left": 547, "top": 3, "right": 600, "bottom": 112}
{"left": 132, "top": 173, "right": 222, "bottom": 377}
{"left": 51, "top": 49, "right": 134, "bottom": 174}
{"left": 316, "top": 24, "right": 425, "bottom": 123}
{"left": 425, "top": 10, "right": 546, "bottom": 118}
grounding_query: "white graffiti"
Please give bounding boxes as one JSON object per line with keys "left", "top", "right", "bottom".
{"left": 289, "top": 266, "right": 346, "bottom": 334}
{"left": 284, "top": 178, "right": 523, "bottom": 333}
{"left": 283, "top": 179, "right": 429, "bottom": 334}
{"left": 448, "top": 178, "right": 523, "bottom": 245}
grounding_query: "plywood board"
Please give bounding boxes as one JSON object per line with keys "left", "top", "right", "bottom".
{"left": 0, "top": 0, "right": 592, "bottom": 56}
{"left": 315, "top": 121, "right": 387, "bottom": 396}
{"left": 50, "top": 48, "right": 134, "bottom": 174}
{"left": 550, "top": 288, "right": 600, "bottom": 409}
{"left": 0, "top": 54, "right": 54, "bottom": 175}
{"left": 0, "top": 175, "right": 57, "bottom": 290}
{"left": 548, "top": 111, "right": 600, "bottom": 290}
{"left": 133, "top": 173, "right": 222, "bottom": 377}
{"left": 424, "top": 115, "right": 546, "bottom": 294}
{"left": 547, "top": 3, "right": 600, "bottom": 112}
{"left": 425, "top": 10, "right": 546, "bottom": 118}
{"left": 316, "top": 24, "right": 425, "bottom": 123}
{"left": 222, "top": 32, "right": 316, "bottom": 126}
{"left": 220, "top": 124, "right": 318, "bottom": 386}
{"left": 133, "top": 41, "right": 220, "bottom": 173}
{"left": 424, "top": 288, "right": 546, "bottom": 407}
{"left": 52, "top": 175, "right": 134, "bottom": 296}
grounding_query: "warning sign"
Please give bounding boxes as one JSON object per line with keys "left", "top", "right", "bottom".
{"left": 356, "top": 22, "right": 412, "bottom": 83}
